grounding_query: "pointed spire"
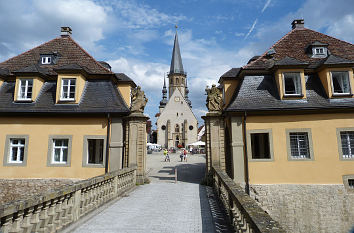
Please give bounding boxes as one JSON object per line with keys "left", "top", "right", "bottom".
{"left": 185, "top": 79, "right": 192, "bottom": 107}
{"left": 170, "top": 29, "right": 184, "bottom": 74}
{"left": 160, "top": 74, "right": 168, "bottom": 108}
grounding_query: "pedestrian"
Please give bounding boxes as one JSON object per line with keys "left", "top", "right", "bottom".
{"left": 183, "top": 149, "right": 187, "bottom": 162}
{"left": 180, "top": 150, "right": 184, "bottom": 162}
{"left": 163, "top": 149, "right": 170, "bottom": 162}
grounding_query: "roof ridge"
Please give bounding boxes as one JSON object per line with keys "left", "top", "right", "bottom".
{"left": 243, "top": 28, "right": 296, "bottom": 69}
{"left": 0, "top": 37, "right": 61, "bottom": 65}
{"left": 67, "top": 37, "right": 113, "bottom": 74}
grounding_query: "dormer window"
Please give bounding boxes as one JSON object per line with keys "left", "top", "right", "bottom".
{"left": 331, "top": 71, "right": 351, "bottom": 95}
{"left": 283, "top": 72, "right": 302, "bottom": 96}
{"left": 41, "top": 56, "right": 52, "bottom": 64}
{"left": 60, "top": 78, "right": 76, "bottom": 101}
{"left": 18, "top": 79, "right": 33, "bottom": 101}
{"left": 314, "top": 47, "right": 325, "bottom": 55}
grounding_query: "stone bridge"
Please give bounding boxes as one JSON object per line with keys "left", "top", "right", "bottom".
{"left": 0, "top": 152, "right": 284, "bottom": 233}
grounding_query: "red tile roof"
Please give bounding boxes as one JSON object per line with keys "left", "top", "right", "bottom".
{"left": 0, "top": 36, "right": 113, "bottom": 75}
{"left": 244, "top": 28, "right": 354, "bottom": 70}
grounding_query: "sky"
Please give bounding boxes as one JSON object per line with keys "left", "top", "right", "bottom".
{"left": 0, "top": 0, "right": 353, "bottom": 128}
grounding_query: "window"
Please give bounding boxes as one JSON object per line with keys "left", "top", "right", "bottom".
{"left": 343, "top": 175, "right": 354, "bottom": 192}
{"left": 251, "top": 133, "right": 271, "bottom": 159}
{"left": 3, "top": 135, "right": 29, "bottom": 166}
{"left": 82, "top": 136, "right": 106, "bottom": 167}
{"left": 9, "top": 139, "right": 26, "bottom": 163}
{"left": 289, "top": 132, "right": 310, "bottom": 159}
{"left": 314, "top": 47, "right": 324, "bottom": 55}
{"left": 331, "top": 71, "right": 351, "bottom": 95}
{"left": 339, "top": 131, "right": 354, "bottom": 159}
{"left": 283, "top": 72, "right": 302, "bottom": 96}
{"left": 18, "top": 79, "right": 33, "bottom": 100}
{"left": 87, "top": 139, "right": 104, "bottom": 164}
{"left": 41, "top": 56, "right": 52, "bottom": 64}
{"left": 175, "top": 124, "right": 180, "bottom": 133}
{"left": 349, "top": 179, "right": 354, "bottom": 189}
{"left": 47, "top": 135, "right": 72, "bottom": 167}
{"left": 60, "top": 78, "right": 76, "bottom": 101}
{"left": 52, "top": 139, "right": 68, "bottom": 164}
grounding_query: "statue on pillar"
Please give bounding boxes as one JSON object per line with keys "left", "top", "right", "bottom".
{"left": 130, "top": 86, "right": 148, "bottom": 113}
{"left": 205, "top": 84, "right": 223, "bottom": 112}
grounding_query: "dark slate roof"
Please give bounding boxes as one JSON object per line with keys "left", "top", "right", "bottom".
{"left": 0, "top": 36, "right": 112, "bottom": 75}
{"left": 221, "top": 68, "right": 241, "bottom": 78}
{"left": 115, "top": 73, "right": 137, "bottom": 87}
{"left": 13, "top": 64, "right": 50, "bottom": 75}
{"left": 274, "top": 56, "right": 309, "bottom": 66}
{"left": 311, "top": 41, "right": 328, "bottom": 46}
{"left": 0, "top": 80, "right": 129, "bottom": 114}
{"left": 322, "top": 54, "right": 354, "bottom": 65}
{"left": 226, "top": 75, "right": 354, "bottom": 112}
{"left": 170, "top": 32, "right": 184, "bottom": 74}
{"left": 244, "top": 27, "right": 354, "bottom": 70}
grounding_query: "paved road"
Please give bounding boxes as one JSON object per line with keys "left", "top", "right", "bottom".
{"left": 70, "top": 151, "right": 232, "bottom": 233}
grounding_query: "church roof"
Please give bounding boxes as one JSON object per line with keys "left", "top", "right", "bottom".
{"left": 170, "top": 32, "right": 184, "bottom": 74}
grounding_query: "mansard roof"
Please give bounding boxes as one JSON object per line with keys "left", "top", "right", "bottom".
{"left": 0, "top": 36, "right": 113, "bottom": 76}
{"left": 244, "top": 27, "right": 354, "bottom": 70}
{"left": 0, "top": 79, "right": 129, "bottom": 114}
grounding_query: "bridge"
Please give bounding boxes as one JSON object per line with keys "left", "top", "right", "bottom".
{"left": 0, "top": 152, "right": 284, "bottom": 233}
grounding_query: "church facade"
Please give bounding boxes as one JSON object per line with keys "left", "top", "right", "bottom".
{"left": 156, "top": 31, "right": 198, "bottom": 148}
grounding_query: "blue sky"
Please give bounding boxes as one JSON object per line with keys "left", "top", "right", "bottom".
{"left": 0, "top": 0, "right": 353, "bottom": 128}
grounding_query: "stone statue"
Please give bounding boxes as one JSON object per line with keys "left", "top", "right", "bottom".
{"left": 205, "top": 84, "right": 223, "bottom": 111}
{"left": 130, "top": 86, "right": 148, "bottom": 113}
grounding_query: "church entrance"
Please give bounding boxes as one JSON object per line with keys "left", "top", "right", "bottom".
{"left": 175, "top": 135, "right": 180, "bottom": 147}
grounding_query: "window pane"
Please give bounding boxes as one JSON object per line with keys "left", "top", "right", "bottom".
{"left": 20, "top": 147, "right": 24, "bottom": 161}
{"left": 340, "top": 131, "right": 354, "bottom": 158}
{"left": 88, "top": 139, "right": 104, "bottom": 164}
{"left": 251, "top": 133, "right": 271, "bottom": 159}
{"left": 54, "top": 148, "right": 61, "bottom": 162}
{"left": 289, "top": 132, "right": 310, "bottom": 159}
{"left": 11, "top": 147, "right": 17, "bottom": 161}
{"left": 332, "top": 72, "right": 350, "bottom": 94}
{"left": 62, "top": 148, "right": 68, "bottom": 162}
{"left": 284, "top": 73, "right": 301, "bottom": 95}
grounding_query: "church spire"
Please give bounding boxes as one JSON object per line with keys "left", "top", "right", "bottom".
{"left": 159, "top": 74, "right": 168, "bottom": 110}
{"left": 170, "top": 29, "right": 184, "bottom": 74}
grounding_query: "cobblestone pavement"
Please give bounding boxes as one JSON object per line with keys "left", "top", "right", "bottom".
{"left": 71, "top": 151, "right": 232, "bottom": 233}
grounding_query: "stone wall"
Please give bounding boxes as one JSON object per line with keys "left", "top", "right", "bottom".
{"left": 250, "top": 184, "right": 354, "bottom": 233}
{"left": 0, "top": 179, "right": 77, "bottom": 205}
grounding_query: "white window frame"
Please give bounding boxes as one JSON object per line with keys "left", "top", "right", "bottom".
{"left": 51, "top": 139, "right": 69, "bottom": 164}
{"left": 314, "top": 47, "right": 324, "bottom": 55}
{"left": 9, "top": 139, "right": 26, "bottom": 163}
{"left": 330, "top": 71, "right": 351, "bottom": 95}
{"left": 282, "top": 72, "right": 302, "bottom": 96}
{"left": 17, "top": 79, "right": 33, "bottom": 101}
{"left": 60, "top": 78, "right": 76, "bottom": 101}
{"left": 41, "top": 56, "right": 52, "bottom": 64}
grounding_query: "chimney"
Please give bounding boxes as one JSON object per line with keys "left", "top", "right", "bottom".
{"left": 61, "top": 26, "right": 72, "bottom": 36}
{"left": 291, "top": 19, "right": 304, "bottom": 29}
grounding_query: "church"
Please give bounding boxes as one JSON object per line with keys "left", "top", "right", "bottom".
{"left": 156, "top": 30, "right": 198, "bottom": 149}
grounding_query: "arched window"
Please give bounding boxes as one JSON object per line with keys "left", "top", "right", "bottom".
{"left": 175, "top": 124, "right": 180, "bottom": 133}
{"left": 176, "top": 78, "right": 179, "bottom": 84}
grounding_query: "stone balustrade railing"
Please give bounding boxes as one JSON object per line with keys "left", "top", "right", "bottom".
{"left": 212, "top": 167, "right": 285, "bottom": 233}
{"left": 0, "top": 168, "right": 136, "bottom": 233}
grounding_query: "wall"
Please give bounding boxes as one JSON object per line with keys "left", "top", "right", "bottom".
{"left": 250, "top": 184, "right": 354, "bottom": 233}
{"left": 247, "top": 113, "right": 354, "bottom": 184}
{"left": 0, "top": 116, "right": 107, "bottom": 179}
{"left": 117, "top": 83, "right": 131, "bottom": 107}
{"left": 222, "top": 79, "right": 238, "bottom": 108}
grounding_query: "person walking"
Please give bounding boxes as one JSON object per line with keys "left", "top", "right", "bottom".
{"left": 163, "top": 149, "right": 170, "bottom": 162}
{"left": 180, "top": 150, "right": 184, "bottom": 162}
{"left": 183, "top": 149, "right": 188, "bottom": 162}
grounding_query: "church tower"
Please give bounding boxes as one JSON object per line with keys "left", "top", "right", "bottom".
{"left": 168, "top": 30, "right": 186, "bottom": 98}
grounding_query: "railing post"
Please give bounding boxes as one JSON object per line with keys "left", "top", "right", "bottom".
{"left": 73, "top": 189, "right": 81, "bottom": 221}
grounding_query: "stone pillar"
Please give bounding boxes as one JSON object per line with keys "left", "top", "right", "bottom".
{"left": 109, "top": 118, "right": 124, "bottom": 171}
{"left": 230, "top": 116, "right": 245, "bottom": 185}
{"left": 124, "top": 112, "right": 148, "bottom": 184}
{"left": 202, "top": 112, "right": 226, "bottom": 173}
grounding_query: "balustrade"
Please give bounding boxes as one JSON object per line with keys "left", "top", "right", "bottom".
{"left": 212, "top": 167, "right": 285, "bottom": 233}
{"left": 0, "top": 168, "right": 136, "bottom": 233}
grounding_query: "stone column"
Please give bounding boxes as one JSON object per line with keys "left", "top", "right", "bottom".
{"left": 230, "top": 116, "right": 245, "bottom": 185}
{"left": 109, "top": 118, "right": 124, "bottom": 171}
{"left": 202, "top": 112, "right": 226, "bottom": 173}
{"left": 124, "top": 112, "right": 149, "bottom": 184}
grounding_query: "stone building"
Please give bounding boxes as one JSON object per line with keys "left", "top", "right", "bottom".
{"left": 0, "top": 27, "right": 147, "bottom": 181}
{"left": 156, "top": 31, "right": 198, "bottom": 148}
{"left": 206, "top": 19, "right": 354, "bottom": 233}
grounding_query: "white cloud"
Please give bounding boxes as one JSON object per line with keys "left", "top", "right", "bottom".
{"left": 261, "top": 0, "right": 272, "bottom": 13}
{"left": 245, "top": 18, "right": 258, "bottom": 39}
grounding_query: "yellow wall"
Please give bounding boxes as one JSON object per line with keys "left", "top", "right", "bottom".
{"left": 223, "top": 79, "right": 238, "bottom": 108}
{"left": 117, "top": 84, "right": 131, "bottom": 107}
{"left": 14, "top": 77, "right": 44, "bottom": 101}
{"left": 275, "top": 69, "right": 306, "bottom": 99}
{"left": 247, "top": 113, "right": 354, "bottom": 184}
{"left": 0, "top": 116, "right": 106, "bottom": 179}
{"left": 318, "top": 68, "right": 354, "bottom": 98}
{"left": 56, "top": 74, "right": 86, "bottom": 103}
